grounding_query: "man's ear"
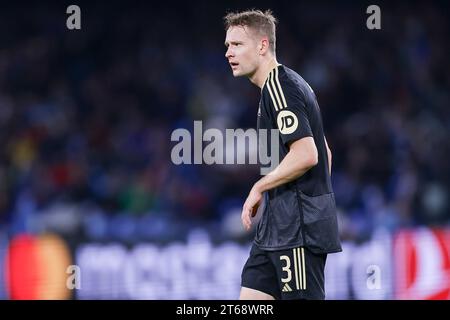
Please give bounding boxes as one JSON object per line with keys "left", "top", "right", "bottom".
{"left": 260, "top": 37, "right": 270, "bottom": 54}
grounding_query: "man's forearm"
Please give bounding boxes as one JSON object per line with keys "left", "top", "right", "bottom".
{"left": 254, "top": 139, "right": 318, "bottom": 193}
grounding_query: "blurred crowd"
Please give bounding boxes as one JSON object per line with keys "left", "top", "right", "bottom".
{"left": 0, "top": 1, "right": 448, "bottom": 242}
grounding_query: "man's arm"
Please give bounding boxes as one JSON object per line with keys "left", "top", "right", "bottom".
{"left": 324, "top": 136, "right": 332, "bottom": 176}
{"left": 241, "top": 136, "right": 318, "bottom": 230}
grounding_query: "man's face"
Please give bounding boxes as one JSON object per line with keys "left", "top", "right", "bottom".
{"left": 225, "top": 26, "right": 260, "bottom": 77}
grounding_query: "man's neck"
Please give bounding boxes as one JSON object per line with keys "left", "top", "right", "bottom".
{"left": 249, "top": 57, "right": 279, "bottom": 89}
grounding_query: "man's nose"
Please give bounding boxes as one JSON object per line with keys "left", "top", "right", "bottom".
{"left": 225, "top": 48, "right": 233, "bottom": 59}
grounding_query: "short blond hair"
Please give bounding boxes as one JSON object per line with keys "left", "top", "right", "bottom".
{"left": 224, "top": 9, "right": 278, "bottom": 54}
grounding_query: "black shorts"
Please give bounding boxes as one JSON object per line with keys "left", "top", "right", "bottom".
{"left": 241, "top": 244, "right": 327, "bottom": 300}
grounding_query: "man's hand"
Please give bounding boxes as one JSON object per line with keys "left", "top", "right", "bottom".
{"left": 241, "top": 185, "right": 263, "bottom": 231}
{"left": 239, "top": 137, "right": 318, "bottom": 231}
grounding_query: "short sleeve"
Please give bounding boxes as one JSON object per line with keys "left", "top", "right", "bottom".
{"left": 265, "top": 69, "right": 313, "bottom": 146}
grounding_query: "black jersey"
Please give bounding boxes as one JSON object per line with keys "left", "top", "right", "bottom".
{"left": 255, "top": 64, "right": 342, "bottom": 254}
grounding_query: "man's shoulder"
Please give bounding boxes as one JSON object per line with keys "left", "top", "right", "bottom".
{"left": 279, "top": 65, "right": 315, "bottom": 99}
{"left": 278, "top": 65, "right": 300, "bottom": 84}
{"left": 261, "top": 64, "right": 315, "bottom": 112}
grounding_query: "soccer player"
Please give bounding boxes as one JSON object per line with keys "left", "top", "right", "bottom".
{"left": 224, "top": 9, "right": 342, "bottom": 300}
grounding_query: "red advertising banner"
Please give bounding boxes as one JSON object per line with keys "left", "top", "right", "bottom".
{"left": 394, "top": 228, "right": 450, "bottom": 300}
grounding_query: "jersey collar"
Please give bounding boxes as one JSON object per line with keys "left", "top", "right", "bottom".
{"left": 262, "top": 63, "right": 283, "bottom": 92}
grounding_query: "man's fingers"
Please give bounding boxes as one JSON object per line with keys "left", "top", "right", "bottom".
{"left": 244, "top": 211, "right": 251, "bottom": 229}
{"left": 242, "top": 207, "right": 252, "bottom": 230}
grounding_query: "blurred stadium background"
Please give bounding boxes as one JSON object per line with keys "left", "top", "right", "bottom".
{"left": 0, "top": 1, "right": 449, "bottom": 299}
